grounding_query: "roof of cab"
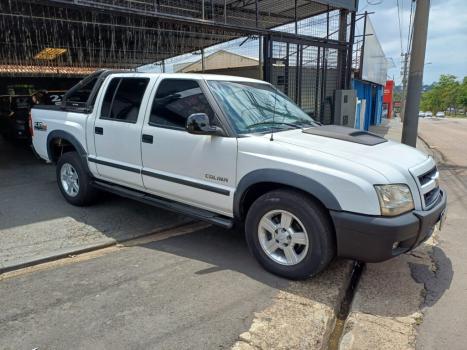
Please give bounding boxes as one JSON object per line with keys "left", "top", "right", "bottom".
{"left": 105, "top": 71, "right": 267, "bottom": 84}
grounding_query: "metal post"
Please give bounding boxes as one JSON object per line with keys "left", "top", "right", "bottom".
{"left": 346, "top": 11, "right": 356, "bottom": 89}
{"left": 258, "top": 35, "right": 263, "bottom": 80}
{"left": 402, "top": 0, "right": 430, "bottom": 147}
{"left": 298, "top": 44, "right": 303, "bottom": 107}
{"left": 263, "top": 35, "right": 271, "bottom": 82}
{"left": 295, "top": 44, "right": 300, "bottom": 104}
{"left": 320, "top": 49, "right": 327, "bottom": 123}
{"left": 224, "top": 0, "right": 227, "bottom": 23}
{"left": 285, "top": 42, "right": 290, "bottom": 95}
{"left": 359, "top": 11, "right": 368, "bottom": 79}
{"left": 337, "top": 9, "right": 348, "bottom": 89}
{"left": 256, "top": 0, "right": 259, "bottom": 28}
{"left": 201, "top": 48, "right": 205, "bottom": 72}
{"left": 294, "top": 0, "right": 298, "bottom": 34}
{"left": 400, "top": 52, "right": 409, "bottom": 121}
{"left": 315, "top": 46, "right": 321, "bottom": 119}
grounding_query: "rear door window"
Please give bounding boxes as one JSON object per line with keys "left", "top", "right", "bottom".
{"left": 66, "top": 76, "right": 99, "bottom": 105}
{"left": 100, "top": 77, "right": 149, "bottom": 123}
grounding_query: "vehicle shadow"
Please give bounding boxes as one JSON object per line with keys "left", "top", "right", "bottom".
{"left": 133, "top": 224, "right": 355, "bottom": 311}
{"left": 409, "top": 246, "right": 453, "bottom": 308}
{"left": 349, "top": 243, "right": 452, "bottom": 318}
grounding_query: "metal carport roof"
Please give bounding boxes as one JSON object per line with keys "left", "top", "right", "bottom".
{"left": 0, "top": 0, "right": 356, "bottom": 74}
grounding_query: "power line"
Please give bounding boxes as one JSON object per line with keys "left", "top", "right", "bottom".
{"left": 406, "top": 0, "right": 415, "bottom": 54}
{"left": 396, "top": 0, "right": 404, "bottom": 55}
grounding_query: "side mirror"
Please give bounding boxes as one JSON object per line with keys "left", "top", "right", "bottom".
{"left": 186, "top": 113, "right": 223, "bottom": 136}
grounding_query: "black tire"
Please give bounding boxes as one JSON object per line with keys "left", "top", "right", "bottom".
{"left": 245, "top": 189, "right": 335, "bottom": 280}
{"left": 56, "top": 151, "right": 97, "bottom": 206}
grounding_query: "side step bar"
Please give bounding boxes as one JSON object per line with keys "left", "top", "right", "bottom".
{"left": 92, "top": 180, "right": 234, "bottom": 229}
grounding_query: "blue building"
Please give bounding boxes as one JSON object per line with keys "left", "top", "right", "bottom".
{"left": 352, "top": 16, "right": 392, "bottom": 131}
{"left": 353, "top": 79, "right": 384, "bottom": 130}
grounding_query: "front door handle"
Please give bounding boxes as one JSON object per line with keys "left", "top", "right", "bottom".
{"left": 142, "top": 134, "right": 153, "bottom": 144}
{"left": 95, "top": 126, "right": 103, "bottom": 135}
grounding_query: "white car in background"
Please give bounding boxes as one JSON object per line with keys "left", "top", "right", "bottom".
{"left": 418, "top": 111, "right": 426, "bottom": 118}
{"left": 425, "top": 111, "right": 433, "bottom": 118}
{"left": 436, "top": 111, "right": 445, "bottom": 118}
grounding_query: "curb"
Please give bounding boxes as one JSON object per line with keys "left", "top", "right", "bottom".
{"left": 0, "top": 220, "right": 194, "bottom": 275}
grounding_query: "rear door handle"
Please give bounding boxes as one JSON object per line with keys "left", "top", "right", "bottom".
{"left": 95, "top": 127, "right": 103, "bottom": 135}
{"left": 142, "top": 134, "right": 153, "bottom": 144}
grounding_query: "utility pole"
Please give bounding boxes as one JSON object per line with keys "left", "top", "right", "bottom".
{"left": 402, "top": 0, "right": 430, "bottom": 147}
{"left": 400, "top": 52, "right": 409, "bottom": 121}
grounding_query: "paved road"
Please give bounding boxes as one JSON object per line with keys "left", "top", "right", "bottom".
{"left": 0, "top": 221, "right": 353, "bottom": 350}
{"left": 0, "top": 136, "right": 188, "bottom": 270}
{"left": 416, "top": 118, "right": 467, "bottom": 349}
{"left": 0, "top": 226, "right": 291, "bottom": 350}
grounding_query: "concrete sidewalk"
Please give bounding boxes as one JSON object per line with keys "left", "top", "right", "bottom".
{"left": 0, "top": 137, "right": 190, "bottom": 272}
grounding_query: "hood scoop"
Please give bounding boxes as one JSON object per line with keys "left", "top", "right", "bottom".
{"left": 303, "top": 125, "right": 387, "bottom": 146}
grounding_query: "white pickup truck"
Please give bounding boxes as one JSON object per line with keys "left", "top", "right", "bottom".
{"left": 31, "top": 70, "right": 447, "bottom": 279}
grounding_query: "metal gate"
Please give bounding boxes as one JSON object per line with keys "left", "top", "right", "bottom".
{"left": 263, "top": 35, "right": 348, "bottom": 125}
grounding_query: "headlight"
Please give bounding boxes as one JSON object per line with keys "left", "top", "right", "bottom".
{"left": 374, "top": 184, "right": 414, "bottom": 216}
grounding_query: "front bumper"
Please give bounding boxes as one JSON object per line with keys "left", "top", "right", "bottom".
{"left": 330, "top": 190, "right": 447, "bottom": 262}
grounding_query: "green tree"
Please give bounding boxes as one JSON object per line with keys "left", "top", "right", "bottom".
{"left": 457, "top": 77, "right": 467, "bottom": 116}
{"left": 437, "top": 74, "right": 460, "bottom": 114}
{"left": 419, "top": 74, "right": 465, "bottom": 116}
{"left": 420, "top": 88, "right": 441, "bottom": 112}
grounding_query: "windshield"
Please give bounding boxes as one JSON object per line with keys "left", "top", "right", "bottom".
{"left": 206, "top": 80, "right": 317, "bottom": 134}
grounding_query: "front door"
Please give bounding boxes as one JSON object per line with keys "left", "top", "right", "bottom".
{"left": 93, "top": 76, "right": 150, "bottom": 188}
{"left": 141, "top": 78, "right": 237, "bottom": 216}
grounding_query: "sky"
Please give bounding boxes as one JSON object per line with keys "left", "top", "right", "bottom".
{"left": 360, "top": 0, "right": 467, "bottom": 84}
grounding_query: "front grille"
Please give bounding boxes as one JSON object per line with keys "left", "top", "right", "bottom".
{"left": 417, "top": 166, "right": 440, "bottom": 208}
{"left": 419, "top": 166, "right": 437, "bottom": 186}
{"left": 424, "top": 187, "right": 440, "bottom": 207}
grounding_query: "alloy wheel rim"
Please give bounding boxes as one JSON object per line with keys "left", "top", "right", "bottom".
{"left": 60, "top": 163, "right": 79, "bottom": 197}
{"left": 257, "top": 210, "right": 309, "bottom": 266}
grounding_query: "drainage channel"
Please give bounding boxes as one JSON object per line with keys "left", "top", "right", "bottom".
{"left": 327, "top": 261, "right": 365, "bottom": 350}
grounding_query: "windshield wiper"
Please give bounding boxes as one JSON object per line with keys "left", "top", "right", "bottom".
{"left": 246, "top": 121, "right": 303, "bottom": 130}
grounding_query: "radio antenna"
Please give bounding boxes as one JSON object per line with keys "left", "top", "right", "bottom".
{"left": 270, "top": 87, "right": 278, "bottom": 141}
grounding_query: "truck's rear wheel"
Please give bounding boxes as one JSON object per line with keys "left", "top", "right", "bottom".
{"left": 245, "top": 189, "right": 335, "bottom": 279}
{"left": 56, "top": 152, "right": 97, "bottom": 206}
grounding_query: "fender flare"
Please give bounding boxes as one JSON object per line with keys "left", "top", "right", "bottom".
{"left": 233, "top": 169, "right": 342, "bottom": 218}
{"left": 46, "top": 130, "right": 90, "bottom": 174}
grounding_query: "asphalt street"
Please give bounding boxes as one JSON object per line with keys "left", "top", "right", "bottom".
{"left": 0, "top": 226, "right": 288, "bottom": 349}
{"left": 416, "top": 117, "right": 467, "bottom": 349}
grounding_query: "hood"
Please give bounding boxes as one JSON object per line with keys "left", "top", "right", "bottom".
{"left": 272, "top": 126, "right": 429, "bottom": 181}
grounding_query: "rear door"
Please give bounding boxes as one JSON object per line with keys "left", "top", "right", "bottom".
{"left": 140, "top": 78, "right": 237, "bottom": 216}
{"left": 92, "top": 76, "right": 150, "bottom": 188}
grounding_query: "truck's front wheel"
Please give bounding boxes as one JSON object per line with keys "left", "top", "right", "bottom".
{"left": 245, "top": 189, "right": 335, "bottom": 279}
{"left": 56, "top": 152, "right": 97, "bottom": 206}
